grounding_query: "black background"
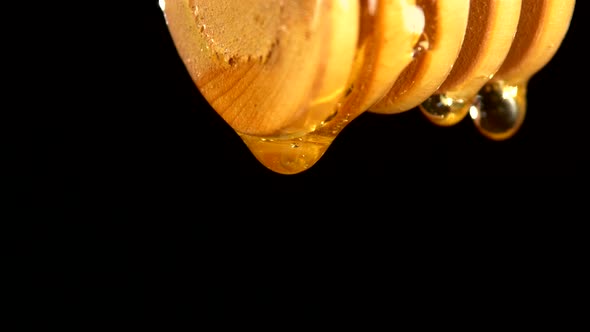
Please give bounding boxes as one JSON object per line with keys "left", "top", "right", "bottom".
{"left": 11, "top": 0, "right": 589, "bottom": 326}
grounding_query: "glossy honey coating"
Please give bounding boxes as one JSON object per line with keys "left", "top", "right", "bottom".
{"left": 368, "top": 0, "right": 471, "bottom": 115}
{"left": 241, "top": 0, "right": 424, "bottom": 174}
{"left": 419, "top": 0, "right": 522, "bottom": 127}
{"left": 160, "top": 0, "right": 575, "bottom": 174}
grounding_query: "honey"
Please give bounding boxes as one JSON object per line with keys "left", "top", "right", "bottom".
{"left": 419, "top": 0, "right": 523, "bottom": 126}
{"left": 470, "top": 81, "right": 526, "bottom": 141}
{"left": 160, "top": 0, "right": 575, "bottom": 175}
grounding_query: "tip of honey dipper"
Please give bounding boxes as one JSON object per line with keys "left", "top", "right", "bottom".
{"left": 239, "top": 133, "right": 334, "bottom": 175}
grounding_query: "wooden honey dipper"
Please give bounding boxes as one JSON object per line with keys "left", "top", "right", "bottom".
{"left": 160, "top": 0, "right": 575, "bottom": 174}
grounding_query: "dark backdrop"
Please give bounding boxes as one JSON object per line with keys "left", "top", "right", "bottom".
{"left": 12, "top": 0, "right": 589, "bottom": 326}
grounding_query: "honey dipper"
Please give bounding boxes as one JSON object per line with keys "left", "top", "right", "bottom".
{"left": 160, "top": 0, "right": 575, "bottom": 174}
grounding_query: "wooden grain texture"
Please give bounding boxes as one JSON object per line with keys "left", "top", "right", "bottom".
{"left": 164, "top": 0, "right": 358, "bottom": 137}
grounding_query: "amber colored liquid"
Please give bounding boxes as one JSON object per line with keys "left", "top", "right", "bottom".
{"left": 239, "top": 0, "right": 423, "bottom": 174}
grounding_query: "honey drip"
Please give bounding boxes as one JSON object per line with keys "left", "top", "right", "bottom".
{"left": 420, "top": 93, "right": 469, "bottom": 127}
{"left": 238, "top": 113, "right": 345, "bottom": 175}
{"left": 470, "top": 81, "right": 526, "bottom": 141}
{"left": 161, "top": 0, "right": 576, "bottom": 175}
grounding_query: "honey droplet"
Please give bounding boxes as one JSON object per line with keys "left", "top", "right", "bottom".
{"left": 419, "top": 93, "right": 470, "bottom": 126}
{"left": 469, "top": 81, "right": 526, "bottom": 140}
{"left": 239, "top": 132, "right": 333, "bottom": 175}
{"left": 238, "top": 104, "right": 354, "bottom": 175}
